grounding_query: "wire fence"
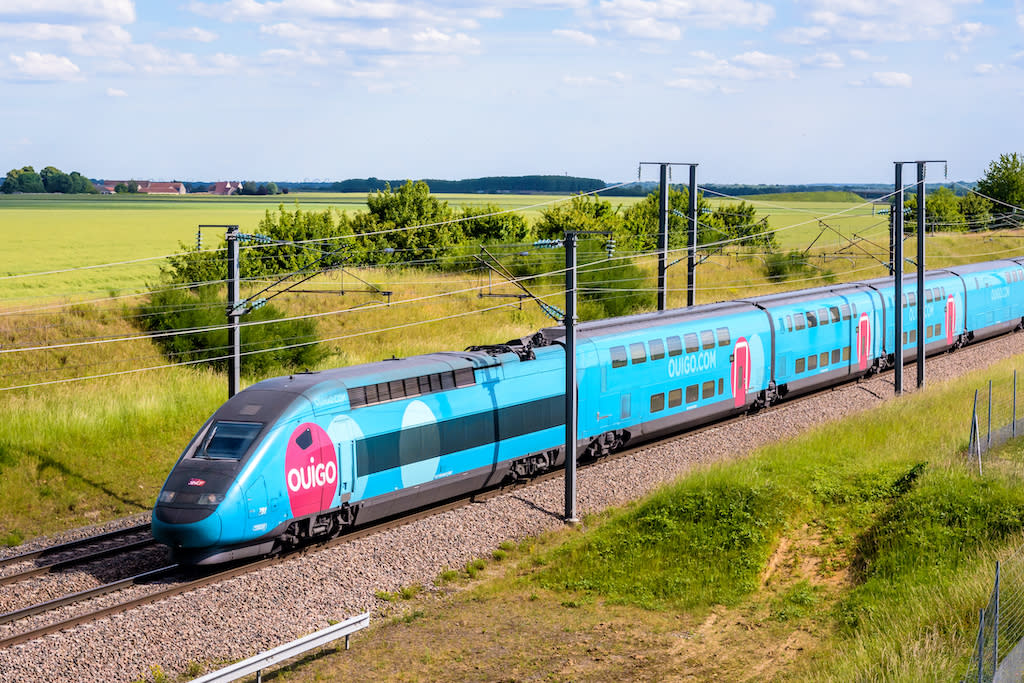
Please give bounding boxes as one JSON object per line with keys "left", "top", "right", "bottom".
{"left": 964, "top": 552, "right": 1024, "bottom": 682}
{"left": 964, "top": 368, "right": 1024, "bottom": 681}
{"left": 966, "top": 370, "right": 1024, "bottom": 473}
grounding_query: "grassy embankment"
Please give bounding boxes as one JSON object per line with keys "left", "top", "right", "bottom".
{"left": 1, "top": 194, "right": 1023, "bottom": 544}
{"left": 268, "top": 353, "right": 1024, "bottom": 682}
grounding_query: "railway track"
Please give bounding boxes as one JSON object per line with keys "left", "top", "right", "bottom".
{"left": 0, "top": 335, "right": 1005, "bottom": 652}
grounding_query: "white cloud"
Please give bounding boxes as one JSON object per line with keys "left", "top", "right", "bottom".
{"left": 9, "top": 51, "right": 81, "bottom": 80}
{"left": 597, "top": 0, "right": 774, "bottom": 31}
{"left": 619, "top": 18, "right": 681, "bottom": 40}
{"left": 0, "top": 22, "right": 85, "bottom": 42}
{"left": 410, "top": 27, "right": 479, "bottom": 53}
{"left": 189, "top": 0, "right": 453, "bottom": 25}
{"left": 786, "top": 0, "right": 973, "bottom": 45}
{"left": 804, "top": 51, "right": 843, "bottom": 69}
{"left": 106, "top": 86, "right": 127, "bottom": 96}
{"left": 849, "top": 48, "right": 886, "bottom": 62}
{"left": 553, "top": 29, "right": 597, "bottom": 46}
{"left": 0, "top": 0, "right": 135, "bottom": 24}
{"left": 868, "top": 71, "right": 912, "bottom": 88}
{"left": 160, "top": 26, "right": 219, "bottom": 43}
{"left": 781, "top": 25, "right": 830, "bottom": 44}
{"left": 974, "top": 63, "right": 998, "bottom": 75}
{"left": 563, "top": 71, "right": 628, "bottom": 87}
{"left": 260, "top": 47, "right": 329, "bottom": 65}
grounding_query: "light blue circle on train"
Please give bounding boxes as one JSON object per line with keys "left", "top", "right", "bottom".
{"left": 399, "top": 400, "right": 441, "bottom": 488}
{"left": 327, "top": 415, "right": 366, "bottom": 499}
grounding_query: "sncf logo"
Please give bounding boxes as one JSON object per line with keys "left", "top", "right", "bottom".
{"left": 284, "top": 423, "right": 338, "bottom": 517}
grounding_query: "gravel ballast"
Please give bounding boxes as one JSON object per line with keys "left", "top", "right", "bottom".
{"left": 2, "top": 335, "right": 1023, "bottom": 683}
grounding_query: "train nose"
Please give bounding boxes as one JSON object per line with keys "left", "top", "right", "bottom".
{"left": 151, "top": 506, "right": 222, "bottom": 549}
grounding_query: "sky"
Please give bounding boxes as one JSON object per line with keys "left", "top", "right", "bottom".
{"left": 0, "top": 0, "right": 1021, "bottom": 185}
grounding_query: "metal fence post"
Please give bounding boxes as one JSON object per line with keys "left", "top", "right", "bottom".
{"left": 988, "top": 380, "right": 993, "bottom": 450}
{"left": 994, "top": 561, "right": 1001, "bottom": 675}
{"left": 1014, "top": 371, "right": 1018, "bottom": 439}
{"left": 978, "top": 608, "right": 987, "bottom": 683}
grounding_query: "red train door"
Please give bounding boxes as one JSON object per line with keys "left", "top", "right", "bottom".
{"left": 732, "top": 337, "right": 750, "bottom": 408}
{"left": 856, "top": 313, "right": 871, "bottom": 371}
{"left": 946, "top": 295, "right": 956, "bottom": 346}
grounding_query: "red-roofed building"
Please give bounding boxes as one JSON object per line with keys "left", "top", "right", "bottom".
{"left": 98, "top": 180, "right": 187, "bottom": 195}
{"left": 210, "top": 181, "right": 242, "bottom": 195}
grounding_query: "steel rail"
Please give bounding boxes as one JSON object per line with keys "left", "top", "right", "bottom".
{"left": 0, "top": 538, "right": 158, "bottom": 587}
{"left": 0, "top": 522, "right": 151, "bottom": 571}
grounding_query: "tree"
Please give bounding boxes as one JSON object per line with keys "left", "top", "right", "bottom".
{"left": 40, "top": 166, "right": 72, "bottom": 193}
{"left": 534, "top": 194, "right": 622, "bottom": 240}
{"left": 266, "top": 182, "right": 279, "bottom": 195}
{"left": 905, "top": 186, "right": 965, "bottom": 232}
{"left": 960, "top": 191, "right": 992, "bottom": 230}
{"left": 976, "top": 153, "right": 1024, "bottom": 214}
{"left": 0, "top": 166, "right": 45, "bottom": 193}
{"left": 459, "top": 204, "right": 533, "bottom": 244}
{"left": 351, "top": 181, "right": 462, "bottom": 264}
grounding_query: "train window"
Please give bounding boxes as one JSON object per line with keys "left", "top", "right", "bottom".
{"left": 908, "top": 294, "right": 916, "bottom": 307}
{"left": 378, "top": 382, "right": 392, "bottom": 401}
{"left": 611, "top": 346, "right": 628, "bottom": 368}
{"left": 684, "top": 333, "right": 700, "bottom": 353}
{"left": 702, "top": 380, "right": 715, "bottom": 399}
{"left": 716, "top": 327, "right": 731, "bottom": 347}
{"left": 668, "top": 388, "right": 682, "bottom": 408}
{"left": 795, "top": 357, "right": 806, "bottom": 373}
{"left": 840, "top": 304, "right": 851, "bottom": 320}
{"left": 718, "top": 378, "right": 724, "bottom": 395}
{"left": 902, "top": 332, "right": 908, "bottom": 345}
{"left": 808, "top": 355, "right": 818, "bottom": 371}
{"left": 794, "top": 313, "right": 806, "bottom": 330}
{"left": 909, "top": 330, "right": 917, "bottom": 343}
{"left": 195, "top": 421, "right": 264, "bottom": 461}
{"left": 454, "top": 367, "right": 476, "bottom": 387}
{"left": 366, "top": 384, "right": 379, "bottom": 403}
{"left": 778, "top": 317, "right": 785, "bottom": 333}
{"left": 403, "top": 378, "right": 418, "bottom": 396}
{"left": 348, "top": 386, "right": 367, "bottom": 408}
{"left": 621, "top": 395, "right": 631, "bottom": 419}
{"left": 701, "top": 330, "right": 715, "bottom": 350}
{"left": 389, "top": 379, "right": 406, "bottom": 399}
{"left": 429, "top": 373, "right": 443, "bottom": 392}
{"left": 651, "top": 393, "right": 665, "bottom": 412}
{"left": 831, "top": 349, "right": 840, "bottom": 364}
{"left": 820, "top": 352, "right": 829, "bottom": 367}
{"left": 818, "top": 308, "right": 828, "bottom": 326}
{"left": 650, "top": 339, "right": 666, "bottom": 360}
{"left": 901, "top": 295, "right": 907, "bottom": 309}
{"left": 441, "top": 372, "right": 457, "bottom": 390}
{"left": 686, "top": 385, "right": 699, "bottom": 403}
{"left": 786, "top": 314, "right": 793, "bottom": 331}
{"left": 830, "top": 306, "right": 840, "bottom": 323}
{"left": 667, "top": 336, "right": 683, "bottom": 357}
{"left": 806, "top": 311, "right": 817, "bottom": 328}
{"left": 843, "top": 347, "right": 851, "bottom": 361}
{"left": 418, "top": 376, "right": 432, "bottom": 394}
{"left": 630, "top": 342, "right": 647, "bottom": 364}
{"left": 851, "top": 303, "right": 858, "bottom": 317}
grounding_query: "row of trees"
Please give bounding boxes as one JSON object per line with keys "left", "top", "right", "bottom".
{"left": 1, "top": 166, "right": 97, "bottom": 194}
{"left": 903, "top": 153, "right": 1024, "bottom": 231}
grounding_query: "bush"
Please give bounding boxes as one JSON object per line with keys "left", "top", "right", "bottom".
{"left": 137, "top": 285, "right": 324, "bottom": 378}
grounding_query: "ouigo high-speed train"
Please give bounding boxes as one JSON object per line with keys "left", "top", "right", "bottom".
{"left": 152, "top": 257, "right": 1024, "bottom": 563}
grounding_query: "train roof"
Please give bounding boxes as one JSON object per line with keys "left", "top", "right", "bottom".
{"left": 536, "top": 299, "right": 757, "bottom": 344}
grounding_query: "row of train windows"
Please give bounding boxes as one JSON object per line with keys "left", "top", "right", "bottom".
{"left": 650, "top": 378, "right": 726, "bottom": 412}
{"left": 795, "top": 347, "right": 851, "bottom": 374}
{"left": 1010, "top": 270, "right": 1024, "bottom": 283}
{"left": 902, "top": 330, "right": 919, "bottom": 345}
{"left": 782, "top": 303, "right": 855, "bottom": 333}
{"left": 902, "top": 287, "right": 947, "bottom": 308}
{"left": 347, "top": 367, "right": 476, "bottom": 409}
{"left": 610, "top": 327, "right": 730, "bottom": 369}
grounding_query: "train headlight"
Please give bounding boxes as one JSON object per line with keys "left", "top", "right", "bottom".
{"left": 197, "top": 493, "right": 225, "bottom": 506}
{"left": 157, "top": 491, "right": 176, "bottom": 503}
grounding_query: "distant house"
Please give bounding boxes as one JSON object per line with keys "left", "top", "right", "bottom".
{"left": 98, "top": 180, "right": 187, "bottom": 195}
{"left": 210, "top": 181, "right": 243, "bottom": 196}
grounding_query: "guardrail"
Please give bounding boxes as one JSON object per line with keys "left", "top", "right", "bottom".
{"left": 190, "top": 612, "right": 370, "bottom": 683}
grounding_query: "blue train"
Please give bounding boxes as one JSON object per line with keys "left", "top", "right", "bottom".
{"left": 152, "top": 257, "right": 1024, "bottom": 563}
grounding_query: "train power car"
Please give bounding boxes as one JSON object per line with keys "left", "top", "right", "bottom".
{"left": 153, "top": 257, "right": 1024, "bottom": 563}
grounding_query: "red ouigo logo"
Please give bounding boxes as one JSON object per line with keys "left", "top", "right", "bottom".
{"left": 285, "top": 423, "right": 337, "bottom": 517}
{"left": 187, "top": 478, "right": 206, "bottom": 487}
